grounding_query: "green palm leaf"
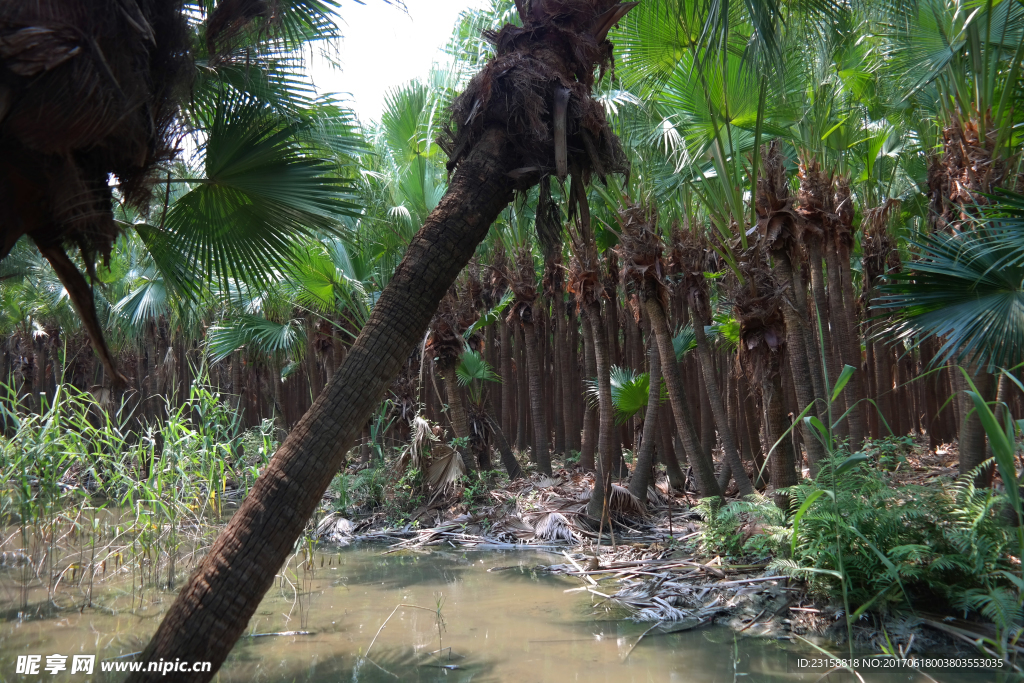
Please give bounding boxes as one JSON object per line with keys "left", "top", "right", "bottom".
{"left": 455, "top": 350, "right": 500, "bottom": 386}
{"left": 207, "top": 314, "right": 306, "bottom": 362}
{"left": 585, "top": 365, "right": 667, "bottom": 424}
{"left": 147, "top": 94, "right": 360, "bottom": 298}
{"left": 878, "top": 224, "right": 1024, "bottom": 369}
{"left": 673, "top": 324, "right": 697, "bottom": 360}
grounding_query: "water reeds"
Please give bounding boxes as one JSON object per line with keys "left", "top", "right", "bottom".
{"left": 0, "top": 375, "right": 278, "bottom": 615}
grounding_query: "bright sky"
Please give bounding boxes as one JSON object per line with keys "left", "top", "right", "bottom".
{"left": 312, "top": 0, "right": 487, "bottom": 123}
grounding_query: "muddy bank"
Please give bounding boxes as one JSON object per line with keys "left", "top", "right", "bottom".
{"left": 314, "top": 465, "right": 987, "bottom": 665}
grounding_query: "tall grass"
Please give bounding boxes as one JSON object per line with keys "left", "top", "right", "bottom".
{"left": 0, "top": 375, "right": 277, "bottom": 613}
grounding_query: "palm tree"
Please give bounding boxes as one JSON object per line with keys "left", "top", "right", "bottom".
{"left": 614, "top": 202, "right": 721, "bottom": 498}
{"left": 1, "top": 0, "right": 362, "bottom": 390}
{"left": 755, "top": 141, "right": 828, "bottom": 472}
{"left": 674, "top": 225, "right": 754, "bottom": 495}
{"left": 455, "top": 349, "right": 524, "bottom": 479}
{"left": 131, "top": 2, "right": 636, "bottom": 676}
{"left": 509, "top": 246, "right": 552, "bottom": 475}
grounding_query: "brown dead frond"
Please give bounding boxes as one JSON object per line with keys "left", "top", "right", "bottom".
{"left": 531, "top": 511, "right": 576, "bottom": 542}
{"left": 426, "top": 294, "right": 465, "bottom": 372}
{"left": 608, "top": 483, "right": 646, "bottom": 516}
{"left": 755, "top": 141, "right": 798, "bottom": 251}
{"left": 426, "top": 445, "right": 466, "bottom": 497}
{"left": 732, "top": 252, "right": 785, "bottom": 385}
{"left": 615, "top": 201, "right": 669, "bottom": 309}
{"left": 438, "top": 0, "right": 634, "bottom": 187}
{"left": 398, "top": 416, "right": 437, "bottom": 473}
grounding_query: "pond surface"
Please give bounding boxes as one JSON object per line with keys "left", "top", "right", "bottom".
{"left": 0, "top": 545, "right": 999, "bottom": 682}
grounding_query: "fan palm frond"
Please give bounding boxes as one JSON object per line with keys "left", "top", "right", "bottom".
{"left": 207, "top": 314, "right": 306, "bottom": 362}
{"left": 455, "top": 350, "right": 500, "bottom": 387}
{"left": 878, "top": 225, "right": 1024, "bottom": 369}
{"left": 148, "top": 93, "right": 360, "bottom": 299}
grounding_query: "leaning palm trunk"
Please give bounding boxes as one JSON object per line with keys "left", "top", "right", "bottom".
{"left": 485, "top": 413, "right": 525, "bottom": 480}
{"left": 131, "top": 3, "right": 635, "bottom": 676}
{"left": 131, "top": 128, "right": 515, "bottom": 679}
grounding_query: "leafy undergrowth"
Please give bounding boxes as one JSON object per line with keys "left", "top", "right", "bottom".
{"left": 696, "top": 446, "right": 1024, "bottom": 659}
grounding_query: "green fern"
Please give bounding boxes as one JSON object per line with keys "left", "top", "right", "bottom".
{"left": 700, "top": 454, "right": 1022, "bottom": 626}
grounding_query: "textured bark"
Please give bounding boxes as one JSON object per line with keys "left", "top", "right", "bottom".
{"left": 698, "top": 369, "right": 715, "bottom": 463}
{"left": 586, "top": 303, "right": 615, "bottom": 520}
{"left": 629, "top": 337, "right": 661, "bottom": 500}
{"left": 645, "top": 297, "right": 721, "bottom": 498}
{"left": 741, "top": 376, "right": 766, "bottom": 486}
{"left": 523, "top": 319, "right": 552, "bottom": 475}
{"left": 499, "top": 318, "right": 513, "bottom": 438}
{"left": 569, "top": 310, "right": 583, "bottom": 451}
{"left": 959, "top": 365, "right": 995, "bottom": 482}
{"left": 825, "top": 242, "right": 866, "bottom": 448}
{"left": 129, "top": 127, "right": 515, "bottom": 681}
{"left": 441, "top": 366, "right": 470, "bottom": 441}
{"left": 920, "top": 338, "right": 942, "bottom": 450}
{"left": 556, "top": 301, "right": 575, "bottom": 454}
{"left": 764, "top": 368, "right": 798, "bottom": 508}
{"left": 579, "top": 315, "right": 598, "bottom": 471}
{"left": 773, "top": 252, "right": 827, "bottom": 471}
{"left": 229, "top": 352, "right": 243, "bottom": 415}
{"left": 807, "top": 241, "right": 845, "bottom": 435}
{"left": 865, "top": 335, "right": 879, "bottom": 438}
{"left": 692, "top": 317, "right": 753, "bottom": 495}
{"left": 873, "top": 338, "right": 894, "bottom": 435}
{"left": 551, "top": 303, "right": 566, "bottom": 455}
{"left": 515, "top": 323, "right": 529, "bottom": 451}
{"left": 792, "top": 263, "right": 828, "bottom": 412}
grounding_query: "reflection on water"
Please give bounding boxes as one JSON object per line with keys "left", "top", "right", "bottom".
{"left": 0, "top": 546, "right": 997, "bottom": 682}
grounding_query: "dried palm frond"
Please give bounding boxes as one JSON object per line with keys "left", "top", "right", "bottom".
{"left": 531, "top": 511, "right": 576, "bottom": 543}
{"left": 493, "top": 515, "right": 536, "bottom": 541}
{"left": 315, "top": 512, "right": 354, "bottom": 545}
{"left": 755, "top": 141, "right": 799, "bottom": 252}
{"left": 607, "top": 483, "right": 646, "bottom": 515}
{"left": 426, "top": 294, "right": 466, "bottom": 372}
{"left": 732, "top": 252, "right": 785, "bottom": 385}
{"left": 566, "top": 252, "right": 602, "bottom": 310}
{"left": 426, "top": 445, "right": 465, "bottom": 495}
{"left": 615, "top": 201, "right": 668, "bottom": 308}
{"left": 397, "top": 415, "right": 436, "bottom": 473}
{"left": 646, "top": 485, "right": 670, "bottom": 506}
{"left": 535, "top": 475, "right": 563, "bottom": 489}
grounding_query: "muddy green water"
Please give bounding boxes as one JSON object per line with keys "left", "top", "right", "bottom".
{"left": 0, "top": 547, "right": 998, "bottom": 682}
